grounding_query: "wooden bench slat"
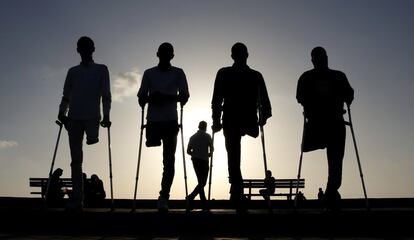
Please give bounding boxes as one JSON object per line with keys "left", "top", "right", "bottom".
{"left": 29, "top": 178, "right": 91, "bottom": 197}
{"left": 242, "top": 178, "right": 305, "bottom": 200}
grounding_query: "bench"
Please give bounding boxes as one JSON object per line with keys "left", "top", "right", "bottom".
{"left": 243, "top": 178, "right": 305, "bottom": 200}
{"left": 29, "top": 178, "right": 75, "bottom": 199}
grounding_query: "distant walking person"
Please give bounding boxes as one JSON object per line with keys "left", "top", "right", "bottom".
{"left": 296, "top": 46, "right": 354, "bottom": 211}
{"left": 58, "top": 36, "right": 112, "bottom": 212}
{"left": 186, "top": 121, "right": 214, "bottom": 211}
{"left": 137, "top": 42, "right": 190, "bottom": 213}
{"left": 211, "top": 42, "right": 272, "bottom": 213}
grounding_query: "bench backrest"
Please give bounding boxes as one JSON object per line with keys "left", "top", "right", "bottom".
{"left": 29, "top": 178, "right": 74, "bottom": 188}
{"left": 243, "top": 179, "right": 305, "bottom": 188}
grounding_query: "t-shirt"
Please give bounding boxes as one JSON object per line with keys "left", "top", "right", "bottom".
{"left": 59, "top": 61, "right": 111, "bottom": 120}
{"left": 187, "top": 130, "right": 213, "bottom": 161}
{"left": 211, "top": 64, "right": 271, "bottom": 137}
{"left": 137, "top": 66, "right": 189, "bottom": 122}
{"left": 296, "top": 68, "right": 354, "bottom": 119}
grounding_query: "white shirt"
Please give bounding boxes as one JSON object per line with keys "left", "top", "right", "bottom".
{"left": 59, "top": 61, "right": 111, "bottom": 120}
{"left": 187, "top": 130, "right": 213, "bottom": 161}
{"left": 137, "top": 66, "right": 189, "bottom": 122}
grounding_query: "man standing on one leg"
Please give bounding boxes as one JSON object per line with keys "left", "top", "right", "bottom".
{"left": 296, "top": 46, "right": 354, "bottom": 211}
{"left": 58, "top": 36, "right": 112, "bottom": 211}
{"left": 186, "top": 121, "right": 214, "bottom": 211}
{"left": 137, "top": 42, "right": 190, "bottom": 213}
{"left": 211, "top": 42, "right": 272, "bottom": 213}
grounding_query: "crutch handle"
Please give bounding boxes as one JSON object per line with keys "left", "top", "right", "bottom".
{"left": 55, "top": 120, "right": 63, "bottom": 127}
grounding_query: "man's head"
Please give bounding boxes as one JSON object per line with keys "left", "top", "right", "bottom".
{"left": 91, "top": 174, "right": 99, "bottom": 182}
{"left": 198, "top": 121, "right": 207, "bottom": 131}
{"left": 266, "top": 170, "right": 272, "bottom": 178}
{"left": 53, "top": 168, "right": 63, "bottom": 177}
{"left": 157, "top": 42, "right": 174, "bottom": 63}
{"left": 77, "top": 36, "right": 95, "bottom": 56}
{"left": 231, "top": 42, "right": 248, "bottom": 64}
{"left": 311, "top": 46, "right": 328, "bottom": 69}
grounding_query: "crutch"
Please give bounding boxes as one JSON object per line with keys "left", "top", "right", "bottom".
{"left": 346, "top": 104, "right": 369, "bottom": 210}
{"left": 294, "top": 114, "right": 306, "bottom": 209}
{"left": 179, "top": 105, "right": 189, "bottom": 209}
{"left": 105, "top": 126, "right": 114, "bottom": 211}
{"left": 258, "top": 87, "right": 272, "bottom": 212}
{"left": 207, "top": 132, "right": 215, "bottom": 201}
{"left": 132, "top": 107, "right": 145, "bottom": 212}
{"left": 44, "top": 120, "right": 63, "bottom": 206}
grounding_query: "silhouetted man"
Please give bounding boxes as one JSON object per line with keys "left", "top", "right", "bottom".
{"left": 296, "top": 46, "right": 354, "bottom": 211}
{"left": 58, "top": 36, "right": 111, "bottom": 211}
{"left": 211, "top": 42, "right": 272, "bottom": 212}
{"left": 138, "top": 42, "right": 189, "bottom": 212}
{"left": 186, "top": 121, "right": 214, "bottom": 211}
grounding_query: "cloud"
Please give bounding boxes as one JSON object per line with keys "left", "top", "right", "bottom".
{"left": 112, "top": 68, "right": 142, "bottom": 102}
{"left": 0, "top": 140, "right": 18, "bottom": 149}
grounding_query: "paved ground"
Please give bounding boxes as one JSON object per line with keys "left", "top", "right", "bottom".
{"left": 1, "top": 198, "right": 413, "bottom": 239}
{"left": 1, "top": 235, "right": 414, "bottom": 240}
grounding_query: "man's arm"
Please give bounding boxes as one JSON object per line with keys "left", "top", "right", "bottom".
{"left": 208, "top": 134, "right": 214, "bottom": 156}
{"left": 211, "top": 69, "right": 224, "bottom": 132}
{"left": 101, "top": 66, "right": 112, "bottom": 127}
{"left": 178, "top": 69, "right": 190, "bottom": 106}
{"left": 186, "top": 137, "right": 193, "bottom": 156}
{"left": 296, "top": 73, "right": 306, "bottom": 106}
{"left": 58, "top": 69, "right": 72, "bottom": 123}
{"left": 137, "top": 71, "right": 149, "bottom": 107}
{"left": 341, "top": 72, "right": 354, "bottom": 106}
{"left": 258, "top": 72, "right": 272, "bottom": 126}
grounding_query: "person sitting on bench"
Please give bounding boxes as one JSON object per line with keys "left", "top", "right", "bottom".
{"left": 46, "top": 168, "right": 65, "bottom": 206}
{"left": 259, "top": 170, "right": 276, "bottom": 200}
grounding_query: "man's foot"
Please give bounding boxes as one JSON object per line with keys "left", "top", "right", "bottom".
{"left": 202, "top": 206, "right": 211, "bottom": 213}
{"left": 324, "top": 191, "right": 341, "bottom": 212}
{"left": 157, "top": 196, "right": 169, "bottom": 213}
{"left": 236, "top": 206, "right": 247, "bottom": 215}
{"left": 230, "top": 194, "right": 247, "bottom": 215}
{"left": 65, "top": 201, "right": 83, "bottom": 213}
{"left": 86, "top": 138, "right": 99, "bottom": 145}
{"left": 185, "top": 196, "right": 194, "bottom": 212}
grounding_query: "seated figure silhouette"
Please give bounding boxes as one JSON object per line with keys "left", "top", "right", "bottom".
{"left": 296, "top": 46, "right": 354, "bottom": 211}
{"left": 318, "top": 187, "right": 324, "bottom": 201}
{"left": 295, "top": 191, "right": 307, "bottom": 202}
{"left": 85, "top": 174, "right": 106, "bottom": 207}
{"left": 46, "top": 168, "right": 65, "bottom": 207}
{"left": 259, "top": 170, "right": 276, "bottom": 201}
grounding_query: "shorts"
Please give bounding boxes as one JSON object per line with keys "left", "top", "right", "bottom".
{"left": 145, "top": 121, "right": 179, "bottom": 147}
{"left": 67, "top": 118, "right": 100, "bottom": 145}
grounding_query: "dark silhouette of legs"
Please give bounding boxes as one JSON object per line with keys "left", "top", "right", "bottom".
{"left": 159, "top": 122, "right": 178, "bottom": 200}
{"left": 68, "top": 120, "right": 84, "bottom": 209}
{"left": 325, "top": 121, "right": 346, "bottom": 210}
{"left": 224, "top": 128, "right": 244, "bottom": 210}
{"left": 188, "top": 159, "right": 209, "bottom": 207}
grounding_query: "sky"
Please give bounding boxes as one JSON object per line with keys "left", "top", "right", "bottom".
{"left": 1, "top": 0, "right": 413, "bottom": 200}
